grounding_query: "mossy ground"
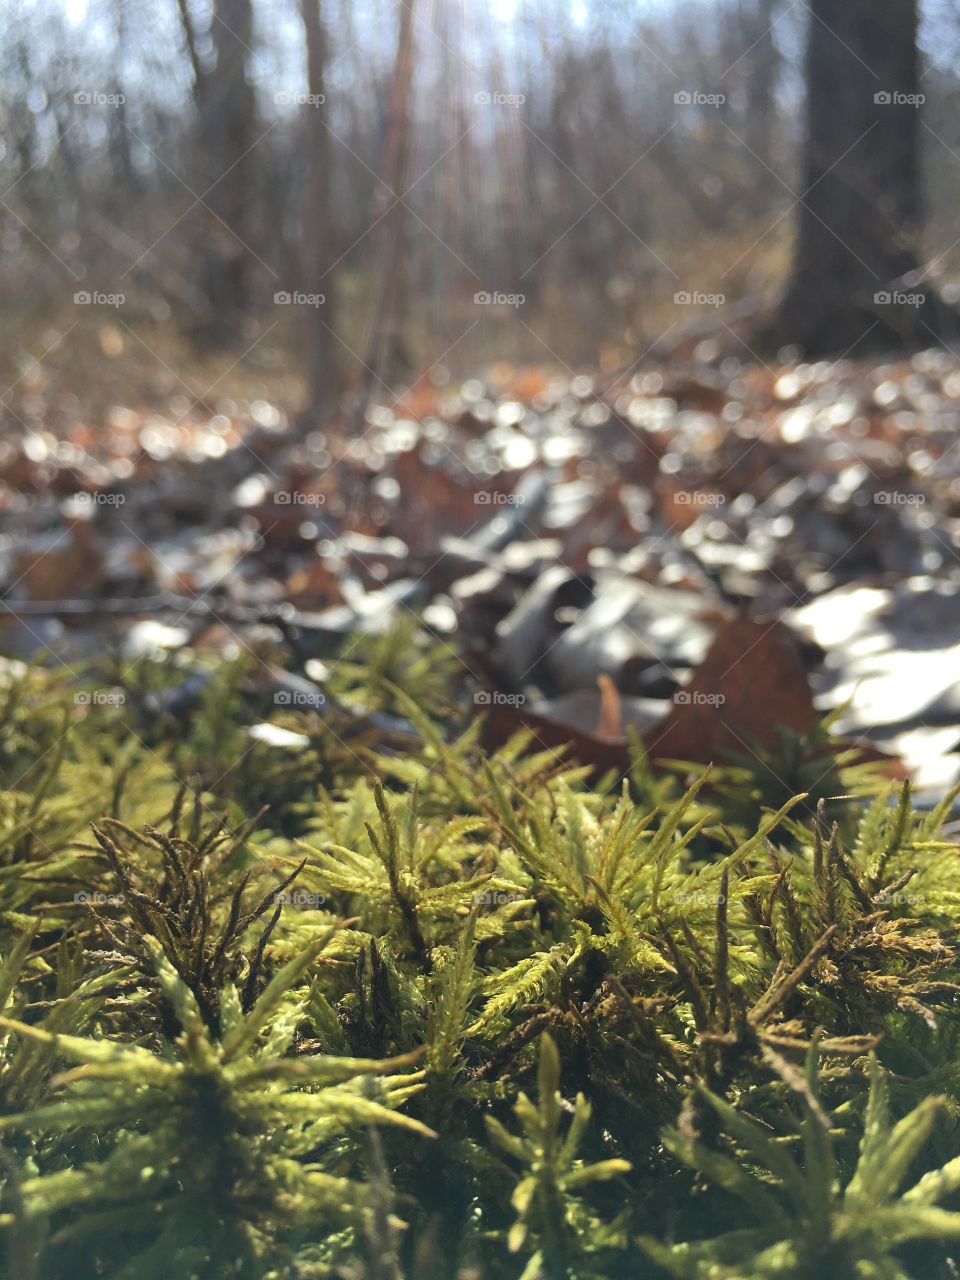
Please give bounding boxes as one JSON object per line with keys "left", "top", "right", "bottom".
{"left": 1, "top": 628, "right": 960, "bottom": 1279}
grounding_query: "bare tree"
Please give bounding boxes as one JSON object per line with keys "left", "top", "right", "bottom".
{"left": 299, "top": 0, "right": 340, "bottom": 421}
{"left": 357, "top": 0, "right": 418, "bottom": 410}
{"left": 192, "top": 0, "right": 258, "bottom": 341}
{"left": 774, "top": 0, "right": 945, "bottom": 354}
{"left": 734, "top": 0, "right": 782, "bottom": 167}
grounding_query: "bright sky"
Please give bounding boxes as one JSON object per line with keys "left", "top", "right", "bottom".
{"left": 57, "top": 0, "right": 593, "bottom": 30}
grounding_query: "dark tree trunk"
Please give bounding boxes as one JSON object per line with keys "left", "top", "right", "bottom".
{"left": 775, "top": 0, "right": 943, "bottom": 355}
{"left": 299, "top": 0, "right": 340, "bottom": 421}
{"left": 194, "top": 0, "right": 257, "bottom": 343}
{"left": 355, "top": 0, "right": 418, "bottom": 416}
{"left": 110, "top": 0, "right": 137, "bottom": 200}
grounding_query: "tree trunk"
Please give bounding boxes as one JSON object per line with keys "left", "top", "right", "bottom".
{"left": 740, "top": 0, "right": 781, "bottom": 166}
{"left": 195, "top": 0, "right": 257, "bottom": 343}
{"left": 176, "top": 0, "right": 204, "bottom": 92}
{"left": 299, "top": 0, "right": 340, "bottom": 421}
{"left": 355, "top": 0, "right": 418, "bottom": 418}
{"left": 110, "top": 0, "right": 137, "bottom": 200}
{"left": 775, "top": 0, "right": 943, "bottom": 354}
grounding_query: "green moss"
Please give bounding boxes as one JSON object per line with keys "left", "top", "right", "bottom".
{"left": 0, "top": 653, "right": 958, "bottom": 1279}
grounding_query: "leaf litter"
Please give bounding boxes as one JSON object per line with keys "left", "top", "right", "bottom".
{"left": 0, "top": 347, "right": 958, "bottom": 800}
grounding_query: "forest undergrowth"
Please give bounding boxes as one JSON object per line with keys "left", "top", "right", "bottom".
{"left": 2, "top": 626, "right": 960, "bottom": 1280}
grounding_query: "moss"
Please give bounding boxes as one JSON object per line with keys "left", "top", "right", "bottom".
{"left": 0, "top": 650, "right": 958, "bottom": 1278}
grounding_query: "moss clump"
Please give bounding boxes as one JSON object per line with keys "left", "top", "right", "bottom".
{"left": 0, "top": 651, "right": 959, "bottom": 1279}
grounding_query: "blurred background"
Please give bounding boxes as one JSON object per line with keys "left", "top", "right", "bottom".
{"left": 2, "top": 0, "right": 960, "bottom": 803}
{"left": 3, "top": 0, "right": 960, "bottom": 419}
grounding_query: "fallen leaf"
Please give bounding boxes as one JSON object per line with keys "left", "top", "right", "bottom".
{"left": 642, "top": 614, "right": 817, "bottom": 764}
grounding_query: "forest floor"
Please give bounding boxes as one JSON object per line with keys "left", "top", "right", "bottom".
{"left": 5, "top": 344, "right": 960, "bottom": 1280}
{"left": 2, "top": 344, "right": 959, "bottom": 805}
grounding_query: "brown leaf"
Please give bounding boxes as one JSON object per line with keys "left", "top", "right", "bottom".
{"left": 481, "top": 700, "right": 630, "bottom": 775}
{"left": 12, "top": 521, "right": 106, "bottom": 601}
{"left": 642, "top": 614, "right": 818, "bottom": 764}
